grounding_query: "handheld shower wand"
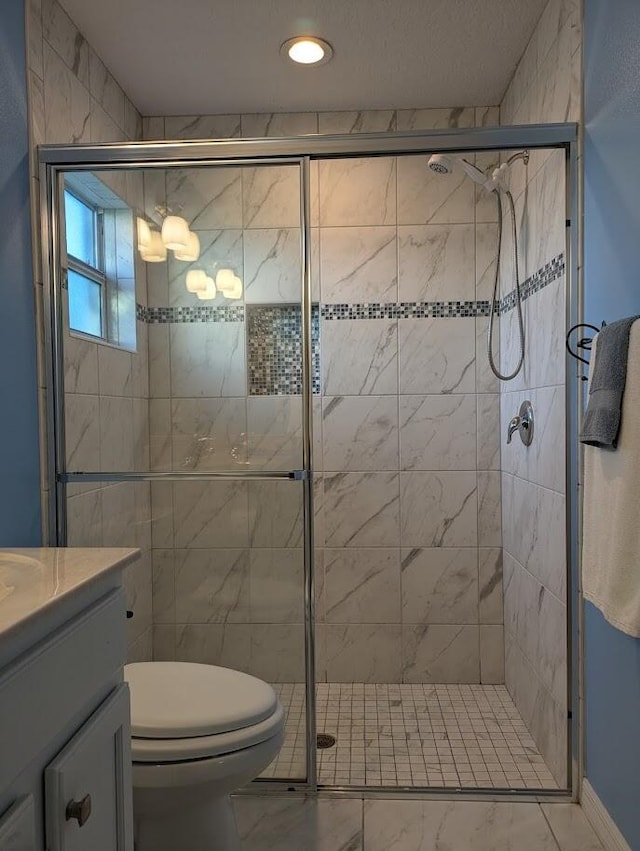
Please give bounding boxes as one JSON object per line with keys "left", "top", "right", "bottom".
{"left": 428, "top": 153, "right": 497, "bottom": 193}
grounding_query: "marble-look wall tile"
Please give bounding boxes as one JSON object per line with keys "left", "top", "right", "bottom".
{"left": 476, "top": 317, "right": 500, "bottom": 394}
{"left": 42, "top": 0, "right": 89, "bottom": 84}
{"left": 142, "top": 116, "right": 164, "bottom": 140}
{"left": 399, "top": 318, "right": 475, "bottom": 395}
{"left": 241, "top": 112, "right": 318, "bottom": 138}
{"left": 65, "top": 393, "right": 99, "bottom": 470}
{"left": 175, "top": 623, "right": 253, "bottom": 672}
{"left": 244, "top": 228, "right": 301, "bottom": 303}
{"left": 478, "top": 548, "right": 503, "bottom": 624}
{"left": 150, "top": 481, "right": 173, "bottom": 549}
{"left": 526, "top": 276, "right": 566, "bottom": 390}
{"left": 149, "top": 398, "right": 171, "bottom": 471}
{"left": 89, "top": 99, "right": 123, "bottom": 143}
{"left": 326, "top": 624, "right": 402, "bottom": 683}
{"left": 243, "top": 165, "right": 300, "bottom": 228}
{"left": 64, "top": 334, "right": 98, "bottom": 394}
{"left": 66, "top": 487, "right": 102, "bottom": 546}
{"left": 170, "top": 322, "right": 246, "bottom": 398}
{"left": 475, "top": 222, "right": 499, "bottom": 300}
{"left": 477, "top": 471, "right": 502, "bottom": 547}
{"left": 398, "top": 224, "right": 475, "bottom": 302}
{"left": 403, "top": 624, "right": 480, "bottom": 683}
{"left": 320, "top": 226, "right": 397, "bottom": 304}
{"left": 476, "top": 394, "right": 501, "bottom": 471}
{"left": 43, "top": 43, "right": 90, "bottom": 144}
{"left": 502, "top": 473, "right": 565, "bottom": 600}
{"left": 174, "top": 548, "right": 250, "bottom": 623}
{"left": 504, "top": 639, "right": 567, "bottom": 785}
{"left": 500, "top": 386, "right": 565, "bottom": 493}
{"left": 164, "top": 114, "right": 242, "bottom": 140}
{"left": 325, "top": 548, "right": 401, "bottom": 624}
{"left": 324, "top": 472, "right": 400, "bottom": 547}
{"left": 249, "top": 548, "right": 304, "bottom": 623}
{"left": 28, "top": 0, "right": 44, "bottom": 80}
{"left": 88, "top": 49, "right": 124, "bottom": 129}
{"left": 480, "top": 624, "right": 505, "bottom": 684}
{"left": 99, "top": 396, "right": 134, "bottom": 471}
{"left": 401, "top": 547, "right": 478, "bottom": 624}
{"left": 248, "top": 480, "right": 303, "bottom": 547}
{"left": 151, "top": 549, "right": 175, "bottom": 624}
{"left": 153, "top": 624, "right": 176, "bottom": 660}
{"left": 97, "top": 344, "right": 132, "bottom": 397}
{"left": 122, "top": 551, "right": 153, "bottom": 644}
{"left": 400, "top": 472, "right": 477, "bottom": 547}
{"left": 318, "top": 110, "right": 396, "bottom": 134}
{"left": 319, "top": 157, "right": 396, "bottom": 227}
{"left": 397, "top": 155, "right": 474, "bottom": 226}
{"left": 246, "top": 396, "right": 302, "bottom": 471}
{"left": 503, "top": 553, "right": 566, "bottom": 705}
{"left": 172, "top": 480, "right": 249, "bottom": 548}
{"left": 132, "top": 397, "right": 150, "bottom": 471}
{"left": 399, "top": 394, "right": 476, "bottom": 471}
{"left": 250, "top": 625, "right": 305, "bottom": 682}
{"left": 322, "top": 319, "right": 397, "bottom": 396}
{"left": 396, "top": 106, "right": 475, "bottom": 131}
{"left": 322, "top": 395, "right": 398, "bottom": 472}
{"left": 166, "top": 166, "right": 242, "bottom": 229}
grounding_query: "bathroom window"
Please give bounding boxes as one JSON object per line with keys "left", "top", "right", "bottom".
{"left": 63, "top": 186, "right": 137, "bottom": 351}
{"left": 64, "top": 190, "right": 106, "bottom": 338}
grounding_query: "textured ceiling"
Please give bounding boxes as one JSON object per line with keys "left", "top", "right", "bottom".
{"left": 59, "top": 0, "right": 546, "bottom": 116}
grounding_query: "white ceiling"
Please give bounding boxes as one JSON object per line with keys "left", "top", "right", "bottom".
{"left": 59, "top": 0, "right": 546, "bottom": 116}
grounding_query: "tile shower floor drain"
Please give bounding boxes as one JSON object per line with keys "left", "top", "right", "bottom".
{"left": 316, "top": 733, "right": 336, "bottom": 749}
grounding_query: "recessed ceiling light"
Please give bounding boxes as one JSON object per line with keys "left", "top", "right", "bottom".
{"left": 281, "top": 36, "right": 333, "bottom": 66}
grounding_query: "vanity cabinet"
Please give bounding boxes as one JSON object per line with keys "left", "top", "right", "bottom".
{"left": 0, "top": 548, "right": 138, "bottom": 851}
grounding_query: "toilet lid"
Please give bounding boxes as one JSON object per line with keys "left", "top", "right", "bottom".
{"left": 125, "top": 662, "right": 278, "bottom": 739}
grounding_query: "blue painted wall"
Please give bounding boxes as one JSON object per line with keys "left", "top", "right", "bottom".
{"left": 584, "top": 0, "right": 640, "bottom": 847}
{"left": 0, "top": 0, "right": 42, "bottom": 545}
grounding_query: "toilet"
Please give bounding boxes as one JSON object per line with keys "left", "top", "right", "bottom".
{"left": 124, "top": 661, "right": 285, "bottom": 851}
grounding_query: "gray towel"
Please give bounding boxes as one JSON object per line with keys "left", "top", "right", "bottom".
{"left": 581, "top": 316, "right": 640, "bottom": 449}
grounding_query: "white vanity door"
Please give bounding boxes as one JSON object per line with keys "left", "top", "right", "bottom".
{"left": 45, "top": 684, "right": 133, "bottom": 851}
{"left": 0, "top": 796, "right": 36, "bottom": 851}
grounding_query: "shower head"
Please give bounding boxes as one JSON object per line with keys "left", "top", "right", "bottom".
{"left": 428, "top": 153, "right": 497, "bottom": 192}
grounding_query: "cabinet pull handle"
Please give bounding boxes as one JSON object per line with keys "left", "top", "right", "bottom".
{"left": 65, "top": 794, "right": 92, "bottom": 827}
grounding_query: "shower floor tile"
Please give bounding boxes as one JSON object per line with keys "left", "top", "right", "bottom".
{"left": 261, "top": 683, "right": 559, "bottom": 790}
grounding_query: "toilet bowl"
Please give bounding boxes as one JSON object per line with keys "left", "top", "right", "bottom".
{"left": 125, "top": 661, "right": 284, "bottom": 851}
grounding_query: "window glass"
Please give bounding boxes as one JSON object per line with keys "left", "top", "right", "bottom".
{"left": 64, "top": 190, "right": 97, "bottom": 267}
{"left": 68, "top": 269, "right": 102, "bottom": 337}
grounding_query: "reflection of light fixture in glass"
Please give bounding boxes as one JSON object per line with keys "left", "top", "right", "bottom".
{"left": 161, "top": 215, "right": 190, "bottom": 251}
{"left": 140, "top": 231, "right": 167, "bottom": 262}
{"left": 196, "top": 276, "right": 217, "bottom": 300}
{"left": 137, "top": 217, "right": 151, "bottom": 250}
{"left": 215, "top": 268, "right": 236, "bottom": 292}
{"left": 185, "top": 269, "right": 209, "bottom": 293}
{"left": 226, "top": 275, "right": 243, "bottom": 300}
{"left": 174, "top": 231, "right": 200, "bottom": 262}
{"left": 281, "top": 36, "right": 333, "bottom": 66}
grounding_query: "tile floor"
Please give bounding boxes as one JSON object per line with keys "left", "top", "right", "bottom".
{"left": 235, "top": 797, "right": 604, "bottom": 851}
{"left": 261, "top": 682, "right": 559, "bottom": 789}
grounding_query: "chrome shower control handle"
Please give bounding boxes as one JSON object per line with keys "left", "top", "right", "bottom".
{"left": 507, "top": 416, "right": 521, "bottom": 444}
{"left": 506, "top": 401, "right": 535, "bottom": 447}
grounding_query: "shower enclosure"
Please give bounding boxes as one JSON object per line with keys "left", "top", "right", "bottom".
{"left": 40, "top": 123, "right": 579, "bottom": 797}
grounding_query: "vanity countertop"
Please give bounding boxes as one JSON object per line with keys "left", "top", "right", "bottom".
{"left": 0, "top": 548, "right": 139, "bottom": 647}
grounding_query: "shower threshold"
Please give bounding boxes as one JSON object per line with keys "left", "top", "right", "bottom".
{"left": 261, "top": 682, "right": 559, "bottom": 790}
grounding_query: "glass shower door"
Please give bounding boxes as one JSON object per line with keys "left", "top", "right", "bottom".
{"left": 55, "top": 159, "right": 313, "bottom": 785}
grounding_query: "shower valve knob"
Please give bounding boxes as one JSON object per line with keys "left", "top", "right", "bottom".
{"left": 506, "top": 401, "right": 534, "bottom": 446}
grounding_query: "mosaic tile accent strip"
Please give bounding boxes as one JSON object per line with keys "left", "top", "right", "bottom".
{"left": 142, "top": 304, "right": 245, "bottom": 323}
{"left": 247, "top": 304, "right": 321, "bottom": 396}
{"left": 260, "top": 682, "right": 559, "bottom": 789}
{"left": 499, "top": 253, "right": 565, "bottom": 314}
{"left": 321, "top": 301, "right": 491, "bottom": 320}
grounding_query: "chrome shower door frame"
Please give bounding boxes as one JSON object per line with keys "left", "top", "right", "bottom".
{"left": 39, "top": 122, "right": 580, "bottom": 801}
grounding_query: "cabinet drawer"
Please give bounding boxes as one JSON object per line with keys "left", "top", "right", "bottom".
{"left": 45, "top": 684, "right": 133, "bottom": 851}
{"left": 0, "top": 590, "right": 126, "bottom": 792}
{"left": 0, "top": 796, "right": 36, "bottom": 851}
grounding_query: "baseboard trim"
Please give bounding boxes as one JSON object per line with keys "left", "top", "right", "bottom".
{"left": 581, "top": 779, "right": 632, "bottom": 851}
